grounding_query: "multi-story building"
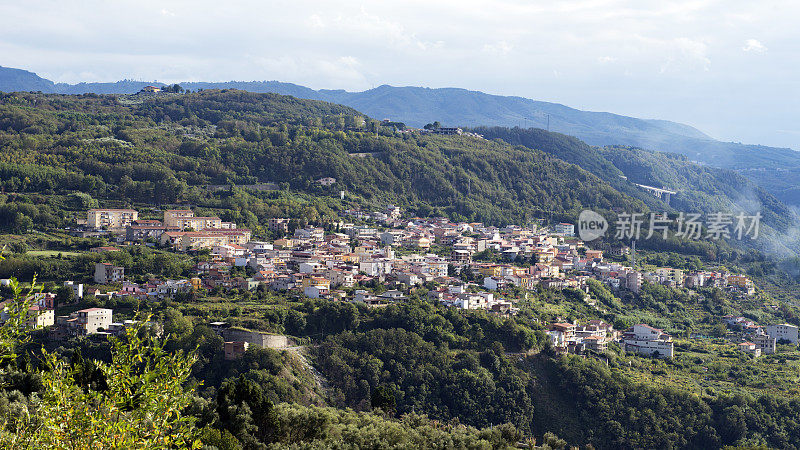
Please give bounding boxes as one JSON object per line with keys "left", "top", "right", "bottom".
{"left": 294, "top": 227, "right": 325, "bottom": 241}
{"left": 268, "top": 218, "right": 290, "bottom": 234}
{"left": 26, "top": 305, "right": 55, "bottom": 328}
{"left": 626, "top": 271, "right": 642, "bottom": 293}
{"left": 582, "top": 335, "right": 608, "bottom": 352}
{"left": 623, "top": 324, "right": 674, "bottom": 358}
{"left": 551, "top": 322, "right": 576, "bottom": 339}
{"left": 87, "top": 208, "right": 138, "bottom": 230}
{"left": 752, "top": 333, "right": 777, "bottom": 355}
{"left": 656, "top": 267, "right": 684, "bottom": 287}
{"left": 164, "top": 210, "right": 225, "bottom": 230}
{"left": 94, "top": 263, "right": 124, "bottom": 284}
{"left": 431, "top": 127, "right": 462, "bottom": 135}
{"left": 161, "top": 230, "right": 252, "bottom": 252}
{"left": 728, "top": 274, "right": 755, "bottom": 295}
{"left": 0, "top": 302, "right": 54, "bottom": 328}
{"left": 58, "top": 307, "right": 113, "bottom": 336}
{"left": 126, "top": 220, "right": 169, "bottom": 241}
{"left": 554, "top": 223, "right": 575, "bottom": 236}
{"left": 764, "top": 323, "right": 799, "bottom": 344}
{"left": 738, "top": 342, "right": 761, "bottom": 357}
{"left": 163, "top": 210, "right": 195, "bottom": 228}
{"left": 326, "top": 269, "right": 355, "bottom": 287}
{"left": 63, "top": 281, "right": 83, "bottom": 299}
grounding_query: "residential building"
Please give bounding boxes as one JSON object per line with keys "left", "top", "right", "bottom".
{"left": 483, "top": 276, "right": 508, "bottom": 291}
{"left": 326, "top": 269, "right": 355, "bottom": 287}
{"left": 163, "top": 210, "right": 195, "bottom": 227}
{"left": 728, "top": 274, "right": 755, "bottom": 295}
{"left": 63, "top": 281, "right": 83, "bottom": 299}
{"left": 764, "top": 323, "right": 799, "bottom": 344}
{"left": 582, "top": 335, "right": 608, "bottom": 352}
{"left": 94, "top": 263, "right": 124, "bottom": 284}
{"left": 431, "top": 127, "right": 462, "bottom": 135}
{"left": 626, "top": 271, "right": 642, "bottom": 293}
{"left": 0, "top": 302, "right": 54, "bottom": 328}
{"left": 551, "top": 322, "right": 576, "bottom": 339}
{"left": 554, "top": 223, "right": 575, "bottom": 236}
{"left": 161, "top": 230, "right": 251, "bottom": 252}
{"left": 738, "top": 341, "right": 761, "bottom": 357}
{"left": 126, "top": 220, "right": 168, "bottom": 241}
{"left": 752, "top": 333, "right": 776, "bottom": 355}
{"left": 164, "top": 210, "right": 223, "bottom": 230}
{"left": 26, "top": 305, "right": 54, "bottom": 328}
{"left": 87, "top": 208, "right": 138, "bottom": 230}
{"left": 59, "top": 308, "right": 113, "bottom": 336}
{"left": 268, "top": 218, "right": 290, "bottom": 234}
{"left": 623, "top": 324, "right": 674, "bottom": 358}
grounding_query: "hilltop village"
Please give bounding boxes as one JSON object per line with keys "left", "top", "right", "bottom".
{"left": 3, "top": 203, "right": 772, "bottom": 361}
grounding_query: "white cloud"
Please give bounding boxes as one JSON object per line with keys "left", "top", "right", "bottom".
{"left": 653, "top": 37, "right": 711, "bottom": 74}
{"left": 742, "top": 38, "right": 767, "bottom": 53}
{"left": 482, "top": 41, "right": 513, "bottom": 56}
{"left": 306, "top": 14, "right": 324, "bottom": 29}
{"left": 160, "top": 8, "right": 175, "bottom": 17}
{"left": 597, "top": 56, "right": 616, "bottom": 63}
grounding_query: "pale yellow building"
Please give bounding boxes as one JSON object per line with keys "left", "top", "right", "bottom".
{"left": 163, "top": 210, "right": 194, "bottom": 227}
{"left": 87, "top": 209, "right": 138, "bottom": 230}
{"left": 161, "top": 230, "right": 252, "bottom": 252}
{"left": 163, "top": 210, "right": 223, "bottom": 230}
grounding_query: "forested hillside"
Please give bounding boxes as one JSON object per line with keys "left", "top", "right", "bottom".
{"left": 0, "top": 90, "right": 645, "bottom": 229}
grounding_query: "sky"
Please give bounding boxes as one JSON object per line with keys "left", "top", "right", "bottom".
{"left": 0, "top": 0, "right": 798, "bottom": 149}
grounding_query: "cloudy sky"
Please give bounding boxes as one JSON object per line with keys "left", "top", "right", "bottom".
{"left": 1, "top": 0, "right": 797, "bottom": 149}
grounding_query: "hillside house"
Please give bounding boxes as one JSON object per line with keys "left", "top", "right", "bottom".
{"left": 623, "top": 324, "right": 674, "bottom": 358}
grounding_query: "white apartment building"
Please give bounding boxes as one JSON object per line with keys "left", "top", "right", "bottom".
{"left": 623, "top": 324, "right": 674, "bottom": 358}
{"left": 554, "top": 223, "right": 575, "bottom": 236}
{"left": 59, "top": 307, "right": 113, "bottom": 336}
{"left": 764, "top": 323, "right": 799, "bottom": 344}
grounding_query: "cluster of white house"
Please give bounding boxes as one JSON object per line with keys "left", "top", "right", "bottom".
{"left": 74, "top": 206, "right": 758, "bottom": 320}
{"left": 545, "top": 318, "right": 800, "bottom": 360}
{"left": 589, "top": 262, "right": 755, "bottom": 296}
{"left": 725, "top": 315, "right": 798, "bottom": 357}
{"left": 0, "top": 290, "right": 128, "bottom": 339}
{"left": 0, "top": 204, "right": 786, "bottom": 366}
{"left": 548, "top": 321, "right": 675, "bottom": 358}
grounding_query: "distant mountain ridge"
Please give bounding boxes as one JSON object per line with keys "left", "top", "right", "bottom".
{"left": 0, "top": 66, "right": 719, "bottom": 144}
{"left": 3, "top": 65, "right": 800, "bottom": 204}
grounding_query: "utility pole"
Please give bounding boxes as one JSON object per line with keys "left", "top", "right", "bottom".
{"left": 547, "top": 114, "right": 550, "bottom": 132}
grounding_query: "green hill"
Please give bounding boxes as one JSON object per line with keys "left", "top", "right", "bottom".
{"left": 0, "top": 90, "right": 646, "bottom": 227}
